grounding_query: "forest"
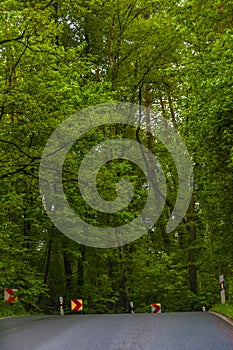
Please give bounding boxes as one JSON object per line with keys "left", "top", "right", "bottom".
{"left": 0, "top": 0, "right": 233, "bottom": 315}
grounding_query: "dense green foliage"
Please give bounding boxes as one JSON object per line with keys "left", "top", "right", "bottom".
{"left": 0, "top": 0, "right": 233, "bottom": 316}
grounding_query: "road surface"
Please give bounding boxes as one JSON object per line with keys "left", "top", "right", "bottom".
{"left": 0, "top": 312, "right": 233, "bottom": 350}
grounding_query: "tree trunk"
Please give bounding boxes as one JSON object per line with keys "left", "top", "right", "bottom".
{"left": 63, "top": 252, "right": 72, "bottom": 297}
{"left": 77, "top": 245, "right": 85, "bottom": 288}
{"left": 119, "top": 247, "right": 129, "bottom": 311}
{"left": 188, "top": 196, "right": 197, "bottom": 294}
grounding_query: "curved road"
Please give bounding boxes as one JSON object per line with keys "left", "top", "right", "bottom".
{"left": 0, "top": 312, "right": 233, "bottom": 350}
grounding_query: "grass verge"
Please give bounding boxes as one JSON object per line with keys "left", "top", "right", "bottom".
{"left": 210, "top": 303, "right": 233, "bottom": 321}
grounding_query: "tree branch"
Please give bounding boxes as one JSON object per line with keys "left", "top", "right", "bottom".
{"left": 43, "top": 0, "right": 55, "bottom": 10}
{"left": 0, "top": 162, "right": 38, "bottom": 179}
{"left": 0, "top": 32, "right": 25, "bottom": 46}
{"left": 0, "top": 139, "right": 40, "bottom": 160}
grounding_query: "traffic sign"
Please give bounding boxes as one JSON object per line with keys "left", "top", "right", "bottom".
{"left": 71, "top": 299, "right": 83, "bottom": 311}
{"left": 151, "top": 303, "right": 161, "bottom": 313}
{"left": 4, "top": 289, "right": 18, "bottom": 303}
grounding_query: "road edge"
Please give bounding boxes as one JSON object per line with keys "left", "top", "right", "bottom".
{"left": 0, "top": 315, "right": 29, "bottom": 320}
{"left": 209, "top": 311, "right": 233, "bottom": 327}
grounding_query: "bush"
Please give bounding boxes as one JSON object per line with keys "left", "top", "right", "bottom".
{"left": 0, "top": 300, "right": 27, "bottom": 318}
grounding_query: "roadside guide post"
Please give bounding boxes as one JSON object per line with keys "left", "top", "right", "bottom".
{"left": 59, "top": 296, "right": 64, "bottom": 316}
{"left": 219, "top": 275, "right": 226, "bottom": 304}
{"left": 129, "top": 301, "right": 134, "bottom": 314}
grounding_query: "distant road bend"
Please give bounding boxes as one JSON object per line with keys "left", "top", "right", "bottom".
{"left": 1, "top": 312, "right": 233, "bottom": 350}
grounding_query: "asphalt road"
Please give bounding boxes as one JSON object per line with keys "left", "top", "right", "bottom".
{"left": 0, "top": 312, "right": 233, "bottom": 350}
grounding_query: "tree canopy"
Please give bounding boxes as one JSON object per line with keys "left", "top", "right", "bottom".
{"left": 0, "top": 0, "right": 233, "bottom": 315}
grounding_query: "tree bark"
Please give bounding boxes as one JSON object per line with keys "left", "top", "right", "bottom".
{"left": 188, "top": 196, "right": 197, "bottom": 294}
{"left": 77, "top": 245, "right": 85, "bottom": 288}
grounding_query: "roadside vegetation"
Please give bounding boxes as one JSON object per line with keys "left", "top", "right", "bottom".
{"left": 0, "top": 301, "right": 43, "bottom": 318}
{"left": 210, "top": 304, "right": 233, "bottom": 321}
{"left": 1, "top": 1, "right": 233, "bottom": 314}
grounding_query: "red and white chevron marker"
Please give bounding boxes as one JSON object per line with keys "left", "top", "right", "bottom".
{"left": 151, "top": 303, "right": 161, "bottom": 313}
{"left": 4, "top": 289, "right": 18, "bottom": 303}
